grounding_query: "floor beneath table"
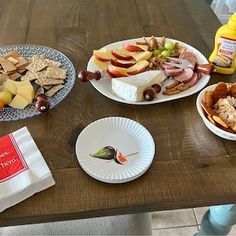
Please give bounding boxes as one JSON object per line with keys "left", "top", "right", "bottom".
{"left": 152, "top": 207, "right": 236, "bottom": 236}
{"left": 1, "top": 207, "right": 236, "bottom": 235}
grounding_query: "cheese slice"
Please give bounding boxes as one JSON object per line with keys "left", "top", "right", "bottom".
{"left": 111, "top": 70, "right": 166, "bottom": 102}
{"left": 8, "top": 94, "right": 29, "bottom": 109}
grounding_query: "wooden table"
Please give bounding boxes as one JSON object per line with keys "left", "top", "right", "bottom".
{"left": 0, "top": 0, "right": 236, "bottom": 227}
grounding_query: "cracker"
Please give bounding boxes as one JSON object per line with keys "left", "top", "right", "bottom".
{"left": 16, "top": 56, "right": 29, "bottom": 69}
{"left": 35, "top": 79, "right": 43, "bottom": 86}
{"left": 25, "top": 58, "right": 48, "bottom": 72}
{"left": 17, "top": 68, "right": 27, "bottom": 74}
{"left": 7, "top": 56, "right": 19, "bottom": 64}
{"left": 43, "top": 85, "right": 53, "bottom": 90}
{"left": 0, "top": 69, "right": 14, "bottom": 75}
{"left": 42, "top": 78, "right": 64, "bottom": 86}
{"left": 45, "top": 58, "right": 61, "bottom": 67}
{"left": 0, "top": 56, "right": 17, "bottom": 72}
{"left": 45, "top": 84, "right": 64, "bottom": 97}
{"left": 45, "top": 66, "right": 67, "bottom": 79}
{"left": 9, "top": 72, "right": 21, "bottom": 81}
{"left": 4, "top": 50, "right": 21, "bottom": 59}
{"left": 31, "top": 55, "right": 45, "bottom": 62}
{"left": 0, "top": 74, "right": 9, "bottom": 85}
{"left": 35, "top": 70, "right": 47, "bottom": 79}
{"left": 21, "top": 71, "right": 37, "bottom": 81}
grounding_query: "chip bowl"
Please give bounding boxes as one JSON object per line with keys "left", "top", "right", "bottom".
{"left": 196, "top": 84, "right": 236, "bottom": 141}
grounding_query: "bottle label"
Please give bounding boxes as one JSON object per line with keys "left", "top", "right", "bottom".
{"left": 212, "top": 36, "right": 236, "bottom": 68}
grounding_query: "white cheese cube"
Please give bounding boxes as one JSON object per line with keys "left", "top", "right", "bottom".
{"left": 9, "top": 94, "right": 29, "bottom": 109}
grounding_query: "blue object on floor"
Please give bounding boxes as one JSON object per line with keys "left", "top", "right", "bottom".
{"left": 196, "top": 204, "right": 236, "bottom": 235}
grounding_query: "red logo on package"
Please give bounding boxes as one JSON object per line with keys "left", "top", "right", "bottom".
{"left": 0, "top": 134, "right": 28, "bottom": 183}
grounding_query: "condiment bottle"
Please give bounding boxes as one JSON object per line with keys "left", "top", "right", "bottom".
{"left": 209, "top": 13, "right": 236, "bottom": 74}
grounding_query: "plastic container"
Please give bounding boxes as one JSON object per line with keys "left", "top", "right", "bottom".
{"left": 209, "top": 13, "right": 236, "bottom": 74}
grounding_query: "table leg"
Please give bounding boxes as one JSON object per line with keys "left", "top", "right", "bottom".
{"left": 196, "top": 204, "right": 236, "bottom": 235}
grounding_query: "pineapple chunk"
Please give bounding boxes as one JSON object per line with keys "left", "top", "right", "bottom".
{"left": 9, "top": 95, "right": 29, "bottom": 109}
{"left": 3, "top": 79, "right": 17, "bottom": 95}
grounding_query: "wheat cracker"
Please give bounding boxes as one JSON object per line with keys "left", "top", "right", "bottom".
{"left": 45, "top": 66, "right": 67, "bottom": 79}
{"left": 21, "top": 71, "right": 37, "bottom": 81}
{"left": 45, "top": 84, "right": 64, "bottom": 97}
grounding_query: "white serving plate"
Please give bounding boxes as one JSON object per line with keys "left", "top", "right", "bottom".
{"left": 196, "top": 84, "right": 236, "bottom": 141}
{"left": 75, "top": 117, "right": 155, "bottom": 183}
{"left": 87, "top": 37, "right": 211, "bottom": 105}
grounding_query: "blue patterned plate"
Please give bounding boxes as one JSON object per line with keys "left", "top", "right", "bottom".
{"left": 0, "top": 44, "right": 76, "bottom": 121}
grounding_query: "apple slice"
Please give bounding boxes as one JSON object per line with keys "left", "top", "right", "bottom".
{"left": 93, "top": 50, "right": 111, "bottom": 62}
{"left": 111, "top": 48, "right": 133, "bottom": 60}
{"left": 123, "top": 43, "right": 148, "bottom": 52}
{"left": 103, "top": 48, "right": 116, "bottom": 60}
{"left": 107, "top": 65, "right": 128, "bottom": 77}
{"left": 93, "top": 57, "right": 108, "bottom": 70}
{"left": 131, "top": 51, "right": 152, "bottom": 61}
{"left": 111, "top": 59, "right": 136, "bottom": 68}
{"left": 127, "top": 60, "right": 149, "bottom": 75}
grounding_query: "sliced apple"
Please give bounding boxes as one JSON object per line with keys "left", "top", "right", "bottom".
{"left": 111, "top": 48, "right": 133, "bottom": 60}
{"left": 123, "top": 43, "right": 148, "bottom": 52}
{"left": 107, "top": 65, "right": 128, "bottom": 77}
{"left": 127, "top": 60, "right": 149, "bottom": 75}
{"left": 111, "top": 59, "right": 136, "bottom": 68}
{"left": 103, "top": 48, "right": 116, "bottom": 60}
{"left": 131, "top": 51, "right": 152, "bottom": 61}
{"left": 93, "top": 57, "right": 108, "bottom": 70}
{"left": 93, "top": 50, "right": 111, "bottom": 62}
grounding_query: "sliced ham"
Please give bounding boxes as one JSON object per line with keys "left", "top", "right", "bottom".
{"left": 160, "top": 63, "right": 173, "bottom": 70}
{"left": 185, "top": 72, "right": 198, "bottom": 87}
{"left": 180, "top": 51, "right": 198, "bottom": 68}
{"left": 164, "top": 68, "right": 183, "bottom": 76}
{"left": 173, "top": 68, "right": 193, "bottom": 83}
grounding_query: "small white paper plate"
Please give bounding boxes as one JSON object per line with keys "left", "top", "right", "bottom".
{"left": 75, "top": 117, "right": 155, "bottom": 183}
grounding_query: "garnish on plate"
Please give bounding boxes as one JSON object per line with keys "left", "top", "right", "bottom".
{"left": 90, "top": 146, "right": 138, "bottom": 165}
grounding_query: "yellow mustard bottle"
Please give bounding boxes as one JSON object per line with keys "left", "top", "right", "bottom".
{"left": 209, "top": 13, "right": 236, "bottom": 74}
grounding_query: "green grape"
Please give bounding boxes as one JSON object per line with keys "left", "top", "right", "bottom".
{"left": 153, "top": 49, "right": 161, "bottom": 57}
{"left": 158, "top": 46, "right": 165, "bottom": 51}
{"left": 161, "top": 50, "right": 171, "bottom": 58}
{"left": 164, "top": 41, "right": 175, "bottom": 50}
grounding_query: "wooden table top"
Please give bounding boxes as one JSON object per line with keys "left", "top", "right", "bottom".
{"left": 0, "top": 0, "right": 236, "bottom": 227}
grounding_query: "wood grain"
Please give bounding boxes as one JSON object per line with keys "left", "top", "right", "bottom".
{"left": 0, "top": 0, "right": 236, "bottom": 226}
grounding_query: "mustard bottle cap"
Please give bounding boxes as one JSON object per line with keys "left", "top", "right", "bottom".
{"left": 228, "top": 12, "right": 236, "bottom": 29}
